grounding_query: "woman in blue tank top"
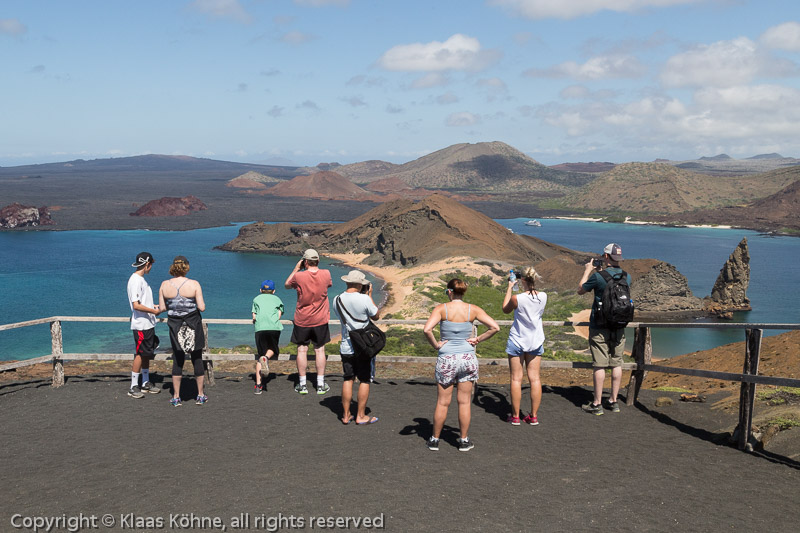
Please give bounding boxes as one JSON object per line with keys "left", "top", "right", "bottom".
{"left": 423, "top": 278, "right": 500, "bottom": 452}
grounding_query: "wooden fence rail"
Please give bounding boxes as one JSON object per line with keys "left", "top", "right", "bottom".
{"left": 2, "top": 316, "right": 800, "bottom": 451}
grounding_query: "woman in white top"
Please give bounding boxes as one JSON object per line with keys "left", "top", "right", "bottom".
{"left": 502, "top": 267, "right": 547, "bottom": 426}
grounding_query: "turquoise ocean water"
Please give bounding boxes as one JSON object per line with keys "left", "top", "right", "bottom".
{"left": 0, "top": 224, "right": 380, "bottom": 361}
{"left": 1, "top": 219, "right": 796, "bottom": 360}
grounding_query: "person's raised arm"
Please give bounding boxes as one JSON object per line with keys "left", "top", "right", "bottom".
{"left": 577, "top": 260, "right": 597, "bottom": 295}
{"left": 501, "top": 279, "right": 518, "bottom": 314}
{"left": 367, "top": 284, "right": 380, "bottom": 321}
{"left": 284, "top": 259, "right": 304, "bottom": 289}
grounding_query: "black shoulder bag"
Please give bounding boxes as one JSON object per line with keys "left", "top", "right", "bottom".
{"left": 335, "top": 296, "right": 386, "bottom": 360}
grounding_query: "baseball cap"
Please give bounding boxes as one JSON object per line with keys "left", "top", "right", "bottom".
{"left": 302, "top": 249, "right": 320, "bottom": 261}
{"left": 261, "top": 279, "right": 275, "bottom": 291}
{"left": 604, "top": 243, "right": 622, "bottom": 261}
{"left": 131, "top": 252, "right": 154, "bottom": 268}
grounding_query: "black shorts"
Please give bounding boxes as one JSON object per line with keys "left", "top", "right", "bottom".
{"left": 132, "top": 329, "right": 158, "bottom": 358}
{"left": 255, "top": 330, "right": 281, "bottom": 359}
{"left": 341, "top": 354, "right": 371, "bottom": 382}
{"left": 290, "top": 324, "right": 330, "bottom": 349}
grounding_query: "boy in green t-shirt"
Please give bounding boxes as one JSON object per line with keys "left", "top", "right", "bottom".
{"left": 252, "top": 280, "right": 284, "bottom": 394}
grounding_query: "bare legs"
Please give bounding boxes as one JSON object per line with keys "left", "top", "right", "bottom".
{"left": 341, "top": 379, "right": 371, "bottom": 424}
{"left": 592, "top": 366, "right": 622, "bottom": 405}
{"left": 433, "top": 380, "right": 474, "bottom": 440}
{"left": 296, "top": 345, "right": 326, "bottom": 380}
{"left": 508, "top": 354, "right": 542, "bottom": 418}
{"left": 255, "top": 350, "right": 274, "bottom": 386}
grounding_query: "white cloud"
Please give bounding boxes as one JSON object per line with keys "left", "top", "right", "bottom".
{"left": 660, "top": 37, "right": 799, "bottom": 88}
{"left": 297, "top": 100, "right": 320, "bottom": 111}
{"left": 410, "top": 73, "right": 450, "bottom": 89}
{"left": 342, "top": 95, "right": 367, "bottom": 107}
{"left": 446, "top": 112, "right": 479, "bottom": 127}
{"left": 526, "top": 54, "right": 646, "bottom": 80}
{"left": 761, "top": 21, "right": 800, "bottom": 51}
{"left": 189, "top": 0, "right": 252, "bottom": 23}
{"left": 281, "top": 31, "right": 315, "bottom": 45}
{"left": 0, "top": 18, "right": 26, "bottom": 36}
{"left": 490, "top": 0, "right": 701, "bottom": 20}
{"left": 378, "top": 34, "right": 501, "bottom": 72}
{"left": 385, "top": 104, "right": 404, "bottom": 114}
{"left": 535, "top": 83, "right": 800, "bottom": 150}
{"left": 267, "top": 106, "right": 284, "bottom": 118}
{"left": 560, "top": 85, "right": 619, "bottom": 100}
{"left": 436, "top": 92, "right": 460, "bottom": 105}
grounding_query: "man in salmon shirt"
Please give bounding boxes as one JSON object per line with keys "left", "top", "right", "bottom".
{"left": 285, "top": 249, "right": 333, "bottom": 395}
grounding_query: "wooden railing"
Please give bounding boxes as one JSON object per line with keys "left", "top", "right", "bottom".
{"left": 2, "top": 316, "right": 799, "bottom": 451}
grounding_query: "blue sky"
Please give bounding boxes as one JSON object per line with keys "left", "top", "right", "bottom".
{"left": 3, "top": 0, "right": 800, "bottom": 167}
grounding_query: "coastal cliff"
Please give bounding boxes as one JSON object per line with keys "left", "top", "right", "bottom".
{"left": 0, "top": 203, "right": 54, "bottom": 228}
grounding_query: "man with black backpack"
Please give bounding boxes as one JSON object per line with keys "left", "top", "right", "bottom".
{"left": 577, "top": 243, "right": 633, "bottom": 415}
{"left": 334, "top": 270, "right": 381, "bottom": 425}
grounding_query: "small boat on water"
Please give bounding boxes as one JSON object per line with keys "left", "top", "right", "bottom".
{"left": 525, "top": 219, "right": 542, "bottom": 227}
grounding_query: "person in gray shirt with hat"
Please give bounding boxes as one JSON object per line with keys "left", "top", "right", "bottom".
{"left": 334, "top": 270, "right": 380, "bottom": 425}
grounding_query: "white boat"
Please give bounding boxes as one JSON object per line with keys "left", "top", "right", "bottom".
{"left": 524, "top": 219, "right": 541, "bottom": 227}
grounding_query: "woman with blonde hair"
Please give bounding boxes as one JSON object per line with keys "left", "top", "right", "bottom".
{"left": 502, "top": 267, "right": 547, "bottom": 426}
{"left": 423, "top": 278, "right": 500, "bottom": 452}
{"left": 159, "top": 255, "right": 207, "bottom": 407}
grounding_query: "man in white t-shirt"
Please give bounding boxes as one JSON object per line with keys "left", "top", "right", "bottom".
{"left": 127, "top": 252, "right": 163, "bottom": 399}
{"left": 333, "top": 270, "right": 380, "bottom": 425}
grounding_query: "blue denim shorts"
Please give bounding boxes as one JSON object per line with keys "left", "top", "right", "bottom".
{"left": 506, "top": 338, "right": 544, "bottom": 358}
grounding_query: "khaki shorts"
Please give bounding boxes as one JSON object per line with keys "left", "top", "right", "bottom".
{"left": 588, "top": 328, "right": 625, "bottom": 368}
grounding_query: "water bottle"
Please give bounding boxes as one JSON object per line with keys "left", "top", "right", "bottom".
{"left": 509, "top": 270, "right": 519, "bottom": 292}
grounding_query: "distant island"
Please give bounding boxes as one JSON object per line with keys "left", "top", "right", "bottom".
{"left": 0, "top": 141, "right": 797, "bottom": 233}
{"left": 220, "top": 194, "right": 752, "bottom": 321}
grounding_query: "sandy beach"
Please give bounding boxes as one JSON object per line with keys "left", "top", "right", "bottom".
{"left": 326, "top": 252, "right": 510, "bottom": 318}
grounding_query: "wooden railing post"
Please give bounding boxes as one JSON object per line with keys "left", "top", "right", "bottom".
{"left": 50, "top": 320, "right": 65, "bottom": 388}
{"left": 202, "top": 322, "right": 214, "bottom": 386}
{"left": 737, "top": 328, "right": 763, "bottom": 451}
{"left": 625, "top": 326, "right": 651, "bottom": 406}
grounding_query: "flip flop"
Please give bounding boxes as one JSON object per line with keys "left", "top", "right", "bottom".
{"left": 356, "top": 417, "right": 379, "bottom": 425}
{"left": 341, "top": 415, "right": 354, "bottom": 425}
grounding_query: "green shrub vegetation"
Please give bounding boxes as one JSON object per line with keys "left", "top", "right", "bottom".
{"left": 383, "top": 275, "right": 589, "bottom": 360}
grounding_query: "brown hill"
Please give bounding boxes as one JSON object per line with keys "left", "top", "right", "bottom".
{"left": 334, "top": 141, "right": 592, "bottom": 192}
{"left": 549, "top": 162, "right": 616, "bottom": 173}
{"left": 130, "top": 196, "right": 207, "bottom": 217}
{"left": 328, "top": 160, "right": 400, "bottom": 182}
{"left": 262, "top": 171, "right": 381, "bottom": 201}
{"left": 650, "top": 174, "right": 800, "bottom": 232}
{"left": 227, "top": 171, "right": 283, "bottom": 189}
{"left": 220, "top": 194, "right": 582, "bottom": 266}
{"left": 567, "top": 163, "right": 800, "bottom": 215}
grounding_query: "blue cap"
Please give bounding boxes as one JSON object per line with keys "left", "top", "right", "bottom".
{"left": 261, "top": 280, "right": 275, "bottom": 291}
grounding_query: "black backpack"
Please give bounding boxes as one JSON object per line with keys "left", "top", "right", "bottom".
{"left": 596, "top": 270, "right": 634, "bottom": 329}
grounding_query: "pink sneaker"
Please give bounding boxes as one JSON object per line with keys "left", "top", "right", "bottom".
{"left": 523, "top": 414, "right": 539, "bottom": 426}
{"left": 506, "top": 415, "right": 521, "bottom": 426}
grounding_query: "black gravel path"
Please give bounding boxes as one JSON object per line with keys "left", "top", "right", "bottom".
{"left": 1, "top": 373, "right": 798, "bottom": 532}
